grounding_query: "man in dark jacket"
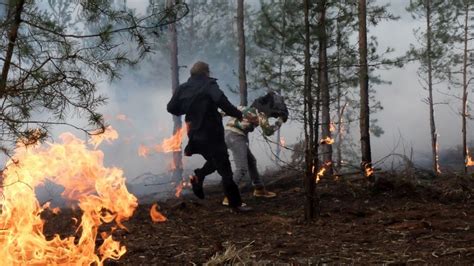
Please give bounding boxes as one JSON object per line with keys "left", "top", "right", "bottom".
{"left": 167, "top": 61, "right": 251, "bottom": 211}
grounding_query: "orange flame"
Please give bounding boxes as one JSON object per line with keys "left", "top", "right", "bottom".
{"left": 175, "top": 180, "right": 191, "bottom": 198}
{"left": 320, "top": 137, "right": 335, "bottom": 145}
{"left": 466, "top": 149, "right": 474, "bottom": 167}
{"left": 314, "top": 161, "right": 332, "bottom": 183}
{"left": 150, "top": 203, "right": 167, "bottom": 223}
{"left": 0, "top": 132, "right": 137, "bottom": 264}
{"left": 89, "top": 126, "right": 119, "bottom": 149}
{"left": 138, "top": 144, "right": 151, "bottom": 158}
{"left": 155, "top": 127, "right": 186, "bottom": 153}
{"left": 329, "top": 122, "right": 336, "bottom": 132}
{"left": 364, "top": 164, "right": 374, "bottom": 177}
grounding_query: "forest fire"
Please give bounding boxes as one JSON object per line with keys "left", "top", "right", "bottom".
{"left": 320, "top": 137, "right": 335, "bottom": 145}
{"left": 138, "top": 126, "right": 188, "bottom": 158}
{"left": 314, "top": 162, "right": 332, "bottom": 183}
{"left": 466, "top": 150, "right": 474, "bottom": 167}
{"left": 0, "top": 132, "right": 137, "bottom": 264}
{"left": 89, "top": 126, "right": 119, "bottom": 149}
{"left": 150, "top": 203, "right": 167, "bottom": 223}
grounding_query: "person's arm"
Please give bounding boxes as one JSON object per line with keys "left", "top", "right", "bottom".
{"left": 208, "top": 80, "right": 242, "bottom": 119}
{"left": 167, "top": 87, "right": 183, "bottom": 116}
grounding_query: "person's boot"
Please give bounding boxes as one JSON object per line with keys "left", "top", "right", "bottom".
{"left": 232, "top": 203, "right": 253, "bottom": 212}
{"left": 222, "top": 196, "right": 247, "bottom": 207}
{"left": 253, "top": 187, "right": 276, "bottom": 198}
{"left": 190, "top": 175, "right": 204, "bottom": 199}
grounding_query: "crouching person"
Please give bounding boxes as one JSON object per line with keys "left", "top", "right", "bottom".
{"left": 222, "top": 91, "right": 288, "bottom": 205}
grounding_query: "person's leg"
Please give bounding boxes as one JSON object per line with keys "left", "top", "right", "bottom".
{"left": 190, "top": 153, "right": 216, "bottom": 199}
{"left": 247, "top": 148, "right": 264, "bottom": 189}
{"left": 225, "top": 131, "right": 250, "bottom": 186}
{"left": 247, "top": 147, "right": 277, "bottom": 198}
{"left": 211, "top": 144, "right": 242, "bottom": 207}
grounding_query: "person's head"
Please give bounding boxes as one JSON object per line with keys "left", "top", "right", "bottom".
{"left": 251, "top": 91, "right": 289, "bottom": 122}
{"left": 190, "top": 61, "right": 210, "bottom": 77}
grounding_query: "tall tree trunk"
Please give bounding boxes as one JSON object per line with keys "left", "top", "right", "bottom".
{"left": 318, "top": 0, "right": 332, "bottom": 176}
{"left": 0, "top": 0, "right": 26, "bottom": 97}
{"left": 237, "top": 0, "right": 247, "bottom": 106}
{"left": 358, "top": 0, "right": 373, "bottom": 180}
{"left": 275, "top": 0, "right": 287, "bottom": 163}
{"left": 303, "top": 0, "right": 315, "bottom": 220}
{"left": 335, "top": 19, "right": 343, "bottom": 171}
{"left": 167, "top": 0, "right": 183, "bottom": 181}
{"left": 462, "top": 3, "right": 469, "bottom": 174}
{"left": 426, "top": 0, "right": 440, "bottom": 175}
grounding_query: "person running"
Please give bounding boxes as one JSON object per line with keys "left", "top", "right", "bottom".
{"left": 167, "top": 61, "right": 251, "bottom": 212}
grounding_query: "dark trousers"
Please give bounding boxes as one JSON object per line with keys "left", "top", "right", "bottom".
{"left": 193, "top": 142, "right": 242, "bottom": 207}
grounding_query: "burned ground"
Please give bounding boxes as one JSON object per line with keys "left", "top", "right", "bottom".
{"left": 45, "top": 172, "right": 474, "bottom": 264}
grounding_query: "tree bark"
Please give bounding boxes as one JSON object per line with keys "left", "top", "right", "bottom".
{"left": 275, "top": 0, "right": 286, "bottom": 164}
{"left": 167, "top": 0, "right": 183, "bottom": 181}
{"left": 237, "top": 0, "right": 247, "bottom": 106}
{"left": 426, "top": 0, "right": 440, "bottom": 175}
{"left": 303, "top": 0, "right": 316, "bottom": 220}
{"left": 0, "top": 0, "right": 26, "bottom": 97}
{"left": 358, "top": 0, "right": 373, "bottom": 180}
{"left": 318, "top": 0, "right": 332, "bottom": 176}
{"left": 462, "top": 3, "right": 469, "bottom": 174}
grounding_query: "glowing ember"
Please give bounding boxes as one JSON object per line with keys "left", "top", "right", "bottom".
{"left": 89, "top": 126, "right": 119, "bottom": 149}
{"left": 320, "top": 137, "right": 335, "bottom": 145}
{"left": 435, "top": 136, "right": 441, "bottom": 174}
{"left": 150, "top": 203, "right": 167, "bottom": 223}
{"left": 329, "top": 122, "right": 336, "bottom": 132}
{"left": 0, "top": 132, "right": 137, "bottom": 265}
{"left": 138, "top": 144, "right": 151, "bottom": 158}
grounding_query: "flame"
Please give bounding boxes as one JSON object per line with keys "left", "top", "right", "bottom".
{"left": 155, "top": 127, "right": 186, "bottom": 153}
{"left": 89, "top": 126, "right": 119, "bottom": 149}
{"left": 0, "top": 132, "right": 137, "bottom": 264}
{"left": 138, "top": 144, "right": 151, "bottom": 158}
{"left": 329, "top": 122, "right": 336, "bottom": 132}
{"left": 314, "top": 161, "right": 332, "bottom": 183}
{"left": 174, "top": 180, "right": 191, "bottom": 198}
{"left": 364, "top": 164, "right": 374, "bottom": 177}
{"left": 150, "top": 203, "right": 167, "bottom": 223}
{"left": 466, "top": 149, "right": 474, "bottom": 167}
{"left": 435, "top": 135, "right": 441, "bottom": 174}
{"left": 320, "top": 137, "right": 335, "bottom": 145}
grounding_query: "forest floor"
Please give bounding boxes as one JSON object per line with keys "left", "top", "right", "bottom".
{"left": 45, "top": 170, "right": 474, "bottom": 264}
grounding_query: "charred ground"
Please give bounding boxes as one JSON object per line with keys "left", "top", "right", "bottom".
{"left": 44, "top": 171, "right": 474, "bottom": 264}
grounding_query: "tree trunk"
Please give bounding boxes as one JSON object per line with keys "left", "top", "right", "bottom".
{"left": 426, "top": 0, "right": 440, "bottom": 175}
{"left": 303, "top": 0, "right": 315, "bottom": 220}
{"left": 318, "top": 0, "right": 332, "bottom": 176}
{"left": 0, "top": 0, "right": 26, "bottom": 96}
{"left": 462, "top": 3, "right": 469, "bottom": 174}
{"left": 237, "top": 0, "right": 247, "bottom": 106}
{"left": 167, "top": 0, "right": 183, "bottom": 181}
{"left": 358, "top": 0, "right": 373, "bottom": 180}
{"left": 275, "top": 0, "right": 287, "bottom": 164}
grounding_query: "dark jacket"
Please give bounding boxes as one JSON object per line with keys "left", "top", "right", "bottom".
{"left": 167, "top": 74, "right": 242, "bottom": 156}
